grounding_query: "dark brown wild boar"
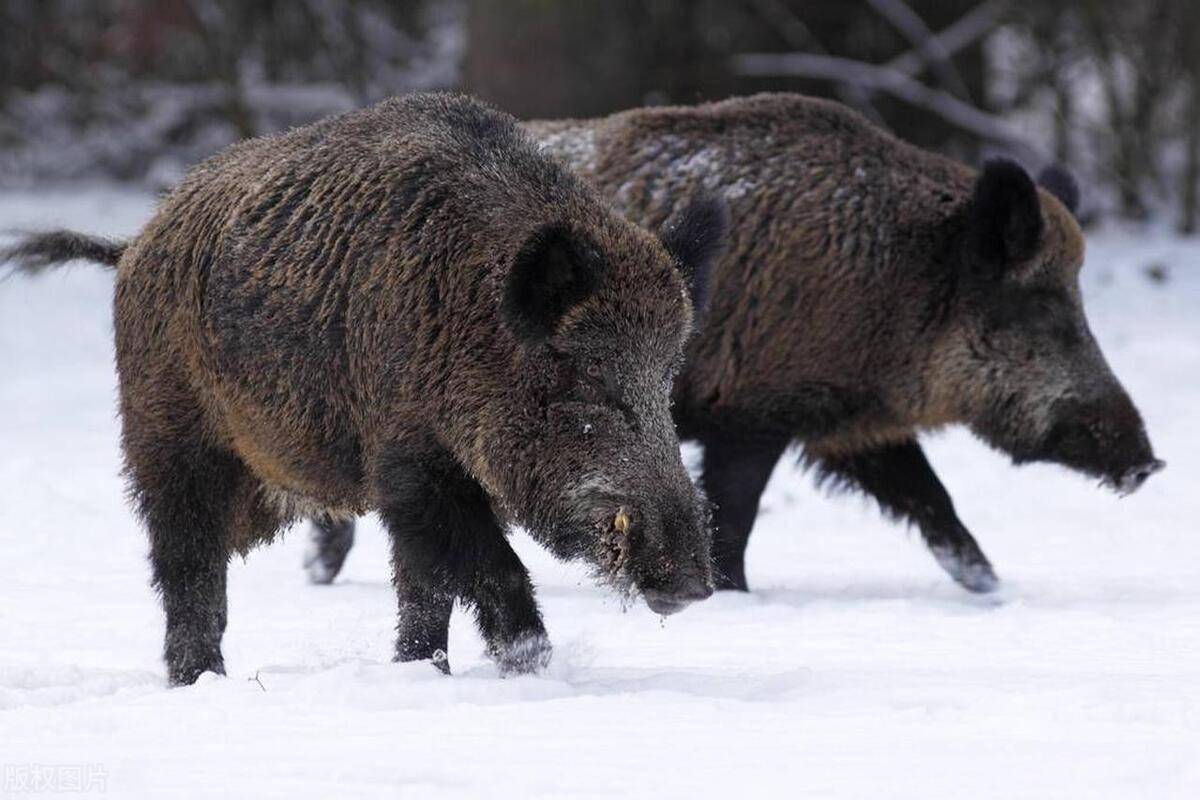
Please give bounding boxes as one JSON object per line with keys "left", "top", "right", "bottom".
{"left": 301, "top": 92, "right": 1163, "bottom": 595}
{"left": 2, "top": 93, "right": 727, "bottom": 685}
{"left": 527, "top": 93, "right": 1162, "bottom": 593}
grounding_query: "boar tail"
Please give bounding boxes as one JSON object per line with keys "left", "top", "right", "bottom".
{"left": 1, "top": 230, "right": 127, "bottom": 276}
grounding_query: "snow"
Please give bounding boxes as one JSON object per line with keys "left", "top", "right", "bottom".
{"left": 1, "top": 186, "right": 1198, "bottom": 798}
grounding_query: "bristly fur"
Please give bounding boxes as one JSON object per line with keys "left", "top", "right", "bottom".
{"left": 1, "top": 230, "right": 126, "bottom": 275}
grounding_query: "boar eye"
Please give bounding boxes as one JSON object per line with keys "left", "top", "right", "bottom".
{"left": 577, "top": 361, "right": 609, "bottom": 400}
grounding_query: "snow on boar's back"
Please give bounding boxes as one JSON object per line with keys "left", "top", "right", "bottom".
{"left": 4, "top": 93, "right": 728, "bottom": 685}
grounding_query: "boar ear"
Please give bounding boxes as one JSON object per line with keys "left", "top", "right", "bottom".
{"left": 1037, "top": 164, "right": 1081, "bottom": 217}
{"left": 503, "top": 224, "right": 607, "bottom": 342}
{"left": 658, "top": 193, "right": 729, "bottom": 315}
{"left": 968, "top": 159, "right": 1044, "bottom": 272}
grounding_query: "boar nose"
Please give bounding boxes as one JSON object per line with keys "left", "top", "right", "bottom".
{"left": 1116, "top": 458, "right": 1165, "bottom": 496}
{"left": 642, "top": 575, "right": 714, "bottom": 616}
{"left": 672, "top": 575, "right": 715, "bottom": 602}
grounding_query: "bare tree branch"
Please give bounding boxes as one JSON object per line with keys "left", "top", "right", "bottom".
{"left": 885, "top": 1, "right": 1003, "bottom": 78}
{"left": 864, "top": 0, "right": 971, "bottom": 98}
{"left": 743, "top": 0, "right": 886, "bottom": 125}
{"left": 732, "top": 2, "right": 1020, "bottom": 152}
{"left": 733, "top": 50, "right": 1040, "bottom": 158}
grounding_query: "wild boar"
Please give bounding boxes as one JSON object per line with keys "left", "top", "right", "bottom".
{"left": 2, "top": 92, "right": 726, "bottom": 684}
{"left": 527, "top": 93, "right": 1162, "bottom": 592}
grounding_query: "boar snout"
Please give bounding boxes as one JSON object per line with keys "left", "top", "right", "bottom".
{"left": 643, "top": 578, "right": 715, "bottom": 618}
{"left": 570, "top": 477, "right": 714, "bottom": 611}
{"left": 629, "top": 502, "right": 715, "bottom": 616}
{"left": 642, "top": 576, "right": 714, "bottom": 616}
{"left": 1113, "top": 457, "right": 1165, "bottom": 495}
{"left": 1041, "top": 392, "right": 1163, "bottom": 494}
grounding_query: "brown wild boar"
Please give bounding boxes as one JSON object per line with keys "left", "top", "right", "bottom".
{"left": 2, "top": 92, "right": 727, "bottom": 685}
{"left": 301, "top": 93, "right": 1162, "bottom": 595}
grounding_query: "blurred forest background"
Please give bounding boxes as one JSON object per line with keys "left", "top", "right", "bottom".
{"left": 1, "top": 0, "right": 1197, "bottom": 232}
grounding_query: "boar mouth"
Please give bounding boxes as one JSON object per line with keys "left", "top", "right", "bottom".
{"left": 1017, "top": 406, "right": 1164, "bottom": 497}
{"left": 593, "top": 506, "right": 637, "bottom": 597}
{"left": 1103, "top": 458, "right": 1166, "bottom": 497}
{"left": 589, "top": 506, "right": 714, "bottom": 614}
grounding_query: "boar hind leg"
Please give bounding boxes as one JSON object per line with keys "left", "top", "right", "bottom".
{"left": 379, "top": 449, "right": 548, "bottom": 676}
{"left": 127, "top": 430, "right": 261, "bottom": 686}
{"left": 700, "top": 433, "right": 790, "bottom": 592}
{"left": 813, "top": 439, "right": 999, "bottom": 593}
{"left": 304, "top": 514, "right": 356, "bottom": 585}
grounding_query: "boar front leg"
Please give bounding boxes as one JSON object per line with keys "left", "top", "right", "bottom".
{"left": 811, "top": 439, "right": 999, "bottom": 593}
{"left": 700, "top": 433, "right": 791, "bottom": 591}
{"left": 378, "top": 448, "right": 549, "bottom": 676}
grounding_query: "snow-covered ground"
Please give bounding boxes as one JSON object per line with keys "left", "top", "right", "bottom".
{"left": 1, "top": 186, "right": 1197, "bottom": 799}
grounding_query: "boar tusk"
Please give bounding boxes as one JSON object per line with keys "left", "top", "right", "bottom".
{"left": 613, "top": 508, "right": 630, "bottom": 536}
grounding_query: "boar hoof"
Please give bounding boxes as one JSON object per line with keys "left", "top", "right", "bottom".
{"left": 713, "top": 558, "right": 749, "bottom": 592}
{"left": 303, "top": 516, "right": 355, "bottom": 585}
{"left": 714, "top": 572, "right": 749, "bottom": 592}
{"left": 167, "top": 655, "right": 226, "bottom": 687}
{"left": 490, "top": 631, "right": 552, "bottom": 676}
{"left": 931, "top": 545, "right": 999, "bottom": 594}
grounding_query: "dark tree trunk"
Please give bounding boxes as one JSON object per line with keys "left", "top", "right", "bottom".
{"left": 1181, "top": 108, "right": 1199, "bottom": 235}
{"left": 464, "top": 0, "right": 649, "bottom": 120}
{"left": 1178, "top": 4, "right": 1200, "bottom": 235}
